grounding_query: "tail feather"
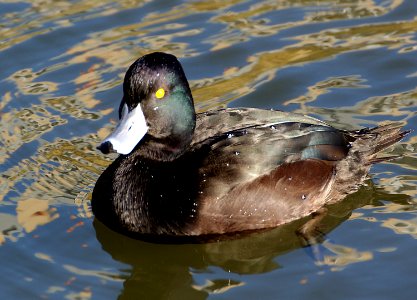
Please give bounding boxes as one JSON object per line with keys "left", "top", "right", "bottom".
{"left": 349, "top": 123, "right": 410, "bottom": 165}
{"left": 326, "top": 123, "right": 409, "bottom": 204}
{"left": 367, "top": 155, "right": 402, "bottom": 165}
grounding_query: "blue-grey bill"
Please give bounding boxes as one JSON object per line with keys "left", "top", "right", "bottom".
{"left": 98, "top": 103, "right": 148, "bottom": 155}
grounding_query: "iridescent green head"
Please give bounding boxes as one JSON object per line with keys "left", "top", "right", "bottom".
{"left": 98, "top": 52, "right": 196, "bottom": 161}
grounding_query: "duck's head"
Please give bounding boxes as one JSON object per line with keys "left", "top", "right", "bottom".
{"left": 98, "top": 52, "right": 196, "bottom": 161}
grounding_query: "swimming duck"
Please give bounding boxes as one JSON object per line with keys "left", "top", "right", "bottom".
{"left": 92, "top": 52, "right": 408, "bottom": 240}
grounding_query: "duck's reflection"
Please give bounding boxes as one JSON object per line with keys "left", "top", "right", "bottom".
{"left": 93, "top": 184, "right": 410, "bottom": 299}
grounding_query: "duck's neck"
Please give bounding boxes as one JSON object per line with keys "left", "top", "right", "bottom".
{"left": 133, "top": 134, "right": 192, "bottom": 162}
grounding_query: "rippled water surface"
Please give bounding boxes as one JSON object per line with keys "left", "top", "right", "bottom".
{"left": 1, "top": 0, "right": 417, "bottom": 299}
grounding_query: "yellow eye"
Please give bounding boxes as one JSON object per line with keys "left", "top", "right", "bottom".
{"left": 155, "top": 88, "right": 165, "bottom": 99}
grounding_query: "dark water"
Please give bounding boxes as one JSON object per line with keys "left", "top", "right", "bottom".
{"left": 1, "top": 0, "right": 416, "bottom": 299}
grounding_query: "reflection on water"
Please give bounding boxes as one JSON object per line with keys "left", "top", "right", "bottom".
{"left": 16, "top": 198, "right": 59, "bottom": 233}
{"left": 0, "top": 0, "right": 416, "bottom": 299}
{"left": 93, "top": 185, "right": 410, "bottom": 298}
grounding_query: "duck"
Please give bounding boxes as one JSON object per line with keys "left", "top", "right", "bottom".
{"left": 92, "top": 52, "right": 408, "bottom": 241}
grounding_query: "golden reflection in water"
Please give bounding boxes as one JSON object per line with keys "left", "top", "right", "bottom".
{"left": 16, "top": 198, "right": 59, "bottom": 233}
{"left": 347, "top": 201, "right": 417, "bottom": 241}
{"left": 382, "top": 217, "right": 417, "bottom": 238}
{"left": 0, "top": 0, "right": 415, "bottom": 252}
{"left": 4, "top": 0, "right": 416, "bottom": 121}
{"left": 0, "top": 92, "right": 12, "bottom": 112}
{"left": 0, "top": 5, "right": 416, "bottom": 300}
{"left": 192, "top": 279, "right": 245, "bottom": 295}
{"left": 0, "top": 133, "right": 107, "bottom": 244}
{"left": 0, "top": 135, "right": 106, "bottom": 203}
{"left": 6, "top": 0, "right": 412, "bottom": 119}
{"left": 0, "top": 105, "right": 66, "bottom": 164}
{"left": 378, "top": 166, "right": 417, "bottom": 197}
{"left": 61, "top": 0, "right": 246, "bottom": 67}
{"left": 287, "top": 86, "right": 417, "bottom": 129}
{"left": 209, "top": 0, "right": 404, "bottom": 50}
{"left": 285, "top": 75, "right": 369, "bottom": 107}
{"left": 309, "top": 0, "right": 403, "bottom": 21}
{"left": 0, "top": 0, "right": 150, "bottom": 51}
{"left": 9, "top": 69, "right": 58, "bottom": 95}
{"left": 193, "top": 18, "right": 417, "bottom": 107}
{"left": 317, "top": 240, "right": 373, "bottom": 271}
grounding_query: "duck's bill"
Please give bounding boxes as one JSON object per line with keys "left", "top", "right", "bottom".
{"left": 97, "top": 103, "right": 148, "bottom": 155}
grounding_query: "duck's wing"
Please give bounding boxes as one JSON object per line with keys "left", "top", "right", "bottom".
{"left": 185, "top": 109, "right": 353, "bottom": 235}
{"left": 190, "top": 108, "right": 349, "bottom": 191}
{"left": 191, "top": 108, "right": 329, "bottom": 146}
{"left": 191, "top": 107, "right": 347, "bottom": 184}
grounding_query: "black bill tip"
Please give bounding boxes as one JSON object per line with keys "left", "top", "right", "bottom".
{"left": 97, "top": 141, "right": 115, "bottom": 154}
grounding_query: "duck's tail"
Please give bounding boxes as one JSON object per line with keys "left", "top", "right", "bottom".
{"left": 326, "top": 123, "right": 409, "bottom": 204}
{"left": 348, "top": 123, "right": 410, "bottom": 165}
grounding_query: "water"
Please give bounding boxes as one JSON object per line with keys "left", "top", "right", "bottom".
{"left": 1, "top": 0, "right": 416, "bottom": 299}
